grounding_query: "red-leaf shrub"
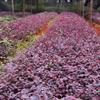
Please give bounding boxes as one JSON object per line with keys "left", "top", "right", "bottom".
{"left": 0, "top": 23, "right": 9, "bottom": 40}
{"left": 92, "top": 12, "right": 100, "bottom": 23}
{"left": 0, "top": 12, "right": 57, "bottom": 59}
{"left": 0, "top": 12, "right": 57, "bottom": 40}
{"left": 0, "top": 12, "right": 100, "bottom": 100}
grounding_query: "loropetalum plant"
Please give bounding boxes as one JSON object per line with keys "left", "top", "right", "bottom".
{"left": 0, "top": 12, "right": 57, "bottom": 61}
{"left": 0, "top": 12, "right": 100, "bottom": 100}
{"left": 0, "top": 12, "right": 57, "bottom": 40}
{"left": 92, "top": 12, "right": 100, "bottom": 23}
{"left": 0, "top": 23, "right": 8, "bottom": 40}
{"left": 0, "top": 38, "right": 16, "bottom": 63}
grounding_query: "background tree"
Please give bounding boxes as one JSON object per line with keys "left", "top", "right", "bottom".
{"left": 11, "top": 0, "right": 14, "bottom": 16}
{"left": 22, "top": 0, "right": 25, "bottom": 16}
{"left": 31, "top": 0, "right": 33, "bottom": 13}
{"left": 36, "top": 0, "right": 39, "bottom": 11}
{"left": 85, "top": 0, "right": 100, "bottom": 9}
{"left": 89, "top": 0, "right": 93, "bottom": 23}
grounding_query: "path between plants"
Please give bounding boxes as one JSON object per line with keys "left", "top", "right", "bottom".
{"left": 36, "top": 17, "right": 58, "bottom": 38}
{"left": 11, "top": 16, "right": 58, "bottom": 59}
{"left": 17, "top": 15, "right": 58, "bottom": 52}
{"left": 92, "top": 23, "right": 100, "bottom": 36}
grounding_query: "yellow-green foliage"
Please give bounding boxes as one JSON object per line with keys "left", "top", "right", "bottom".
{"left": 16, "top": 34, "right": 37, "bottom": 51}
{"left": 0, "top": 38, "right": 16, "bottom": 57}
{"left": 0, "top": 34, "right": 37, "bottom": 72}
{"left": 0, "top": 16, "right": 17, "bottom": 23}
{"left": 0, "top": 37, "right": 11, "bottom": 45}
{"left": 0, "top": 62, "right": 4, "bottom": 72}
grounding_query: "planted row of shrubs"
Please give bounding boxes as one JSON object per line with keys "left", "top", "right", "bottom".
{"left": 0, "top": 12, "right": 57, "bottom": 64}
{"left": 0, "top": 12, "right": 99, "bottom": 100}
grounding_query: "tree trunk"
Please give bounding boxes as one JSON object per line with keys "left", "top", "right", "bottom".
{"left": 31, "top": 0, "right": 33, "bottom": 13}
{"left": 36, "top": 0, "right": 39, "bottom": 11}
{"left": 82, "top": 0, "right": 85, "bottom": 17}
{"left": 23, "top": 0, "right": 25, "bottom": 16}
{"left": 89, "top": 0, "right": 93, "bottom": 23}
{"left": 79, "top": 0, "right": 82, "bottom": 15}
{"left": 11, "top": 0, "right": 14, "bottom": 16}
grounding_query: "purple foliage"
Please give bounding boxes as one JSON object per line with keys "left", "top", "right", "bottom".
{"left": 0, "top": 23, "right": 9, "bottom": 40}
{"left": 0, "top": 42, "right": 8, "bottom": 59}
{"left": 0, "top": 12, "right": 100, "bottom": 100}
{"left": 0, "top": 12, "right": 57, "bottom": 40}
{"left": 92, "top": 12, "right": 100, "bottom": 23}
{"left": 0, "top": 12, "right": 57, "bottom": 59}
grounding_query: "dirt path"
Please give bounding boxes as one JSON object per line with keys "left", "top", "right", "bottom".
{"left": 92, "top": 23, "right": 100, "bottom": 36}
{"left": 35, "top": 17, "right": 57, "bottom": 38}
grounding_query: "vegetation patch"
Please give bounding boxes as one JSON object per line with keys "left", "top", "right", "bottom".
{"left": 0, "top": 16, "right": 17, "bottom": 23}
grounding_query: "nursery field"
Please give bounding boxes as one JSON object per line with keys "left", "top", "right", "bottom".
{"left": 0, "top": 12, "right": 100, "bottom": 100}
